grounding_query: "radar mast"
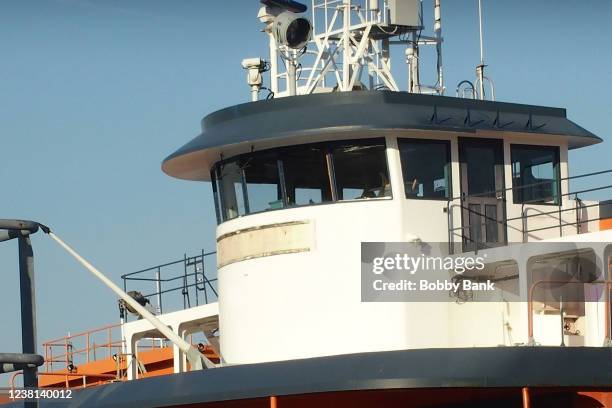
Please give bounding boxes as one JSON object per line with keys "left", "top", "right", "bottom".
{"left": 243, "top": 0, "right": 495, "bottom": 101}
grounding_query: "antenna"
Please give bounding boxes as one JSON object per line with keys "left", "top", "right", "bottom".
{"left": 434, "top": 0, "right": 444, "bottom": 94}
{"left": 476, "top": 0, "right": 485, "bottom": 99}
{"left": 242, "top": 1, "right": 497, "bottom": 102}
{"left": 478, "top": 0, "right": 484, "bottom": 65}
{"left": 457, "top": 0, "right": 495, "bottom": 101}
{"left": 474, "top": 0, "right": 496, "bottom": 100}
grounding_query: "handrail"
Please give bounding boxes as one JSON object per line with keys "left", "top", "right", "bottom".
{"left": 448, "top": 201, "right": 611, "bottom": 253}
{"left": 43, "top": 323, "right": 120, "bottom": 345}
{"left": 448, "top": 201, "right": 603, "bottom": 235}
{"left": 38, "top": 371, "right": 118, "bottom": 389}
{"left": 42, "top": 324, "right": 127, "bottom": 373}
{"left": 141, "top": 280, "right": 218, "bottom": 299}
{"left": 41, "top": 322, "right": 171, "bottom": 375}
{"left": 446, "top": 168, "right": 612, "bottom": 253}
{"left": 527, "top": 279, "right": 612, "bottom": 345}
{"left": 446, "top": 168, "right": 612, "bottom": 203}
{"left": 38, "top": 372, "right": 116, "bottom": 378}
{"left": 122, "top": 251, "right": 216, "bottom": 278}
{"left": 121, "top": 250, "right": 218, "bottom": 315}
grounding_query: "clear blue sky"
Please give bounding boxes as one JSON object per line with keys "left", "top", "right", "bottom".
{"left": 0, "top": 0, "right": 610, "bottom": 374}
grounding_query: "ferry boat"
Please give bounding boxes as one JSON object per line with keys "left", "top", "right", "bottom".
{"left": 2, "top": 0, "right": 612, "bottom": 407}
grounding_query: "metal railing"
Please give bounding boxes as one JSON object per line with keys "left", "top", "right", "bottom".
{"left": 121, "top": 250, "right": 218, "bottom": 316}
{"left": 37, "top": 323, "right": 171, "bottom": 389}
{"left": 42, "top": 324, "right": 124, "bottom": 373}
{"left": 447, "top": 169, "right": 612, "bottom": 253}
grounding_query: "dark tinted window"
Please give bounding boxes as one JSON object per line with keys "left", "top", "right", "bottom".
{"left": 243, "top": 152, "right": 284, "bottom": 213}
{"left": 399, "top": 138, "right": 451, "bottom": 199}
{"left": 282, "top": 145, "right": 332, "bottom": 206}
{"left": 511, "top": 145, "right": 560, "bottom": 204}
{"left": 332, "top": 140, "right": 391, "bottom": 200}
{"left": 217, "top": 161, "right": 247, "bottom": 221}
{"left": 211, "top": 138, "right": 391, "bottom": 222}
{"left": 463, "top": 144, "right": 500, "bottom": 197}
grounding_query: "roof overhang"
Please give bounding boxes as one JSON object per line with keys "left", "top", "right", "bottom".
{"left": 162, "top": 91, "right": 603, "bottom": 181}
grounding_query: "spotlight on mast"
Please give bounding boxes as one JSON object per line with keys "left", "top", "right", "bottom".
{"left": 261, "top": 0, "right": 311, "bottom": 50}
{"left": 272, "top": 11, "right": 312, "bottom": 49}
{"left": 256, "top": 0, "right": 312, "bottom": 98}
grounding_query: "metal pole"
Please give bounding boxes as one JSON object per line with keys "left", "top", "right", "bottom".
{"left": 155, "top": 267, "right": 163, "bottom": 315}
{"left": 0, "top": 353, "right": 43, "bottom": 374}
{"left": 342, "top": 0, "right": 351, "bottom": 90}
{"left": 476, "top": 0, "right": 485, "bottom": 99}
{"left": 269, "top": 33, "right": 279, "bottom": 94}
{"left": 287, "top": 58, "right": 297, "bottom": 96}
{"left": 478, "top": 0, "right": 484, "bottom": 64}
{"left": 408, "top": 34, "right": 420, "bottom": 93}
{"left": 476, "top": 64, "right": 485, "bottom": 100}
{"left": 522, "top": 387, "right": 531, "bottom": 408}
{"left": 18, "top": 235, "right": 38, "bottom": 389}
{"left": 46, "top": 232, "right": 214, "bottom": 370}
{"left": 250, "top": 86, "right": 260, "bottom": 102}
{"left": 434, "top": 0, "right": 443, "bottom": 94}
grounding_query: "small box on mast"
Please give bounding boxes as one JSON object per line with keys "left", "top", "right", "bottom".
{"left": 388, "top": 0, "right": 421, "bottom": 27}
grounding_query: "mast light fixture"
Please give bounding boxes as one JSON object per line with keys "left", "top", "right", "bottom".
{"left": 272, "top": 11, "right": 312, "bottom": 50}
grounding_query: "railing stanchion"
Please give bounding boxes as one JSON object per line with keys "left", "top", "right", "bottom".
{"left": 522, "top": 387, "right": 531, "bottom": 408}
{"left": 64, "top": 337, "right": 69, "bottom": 387}
{"left": 605, "top": 282, "right": 611, "bottom": 346}
{"left": 521, "top": 203, "right": 527, "bottom": 243}
{"left": 86, "top": 332, "right": 90, "bottom": 363}
{"left": 558, "top": 200, "right": 562, "bottom": 237}
{"left": 575, "top": 196, "right": 582, "bottom": 234}
{"left": 156, "top": 267, "right": 163, "bottom": 315}
{"left": 108, "top": 327, "right": 112, "bottom": 359}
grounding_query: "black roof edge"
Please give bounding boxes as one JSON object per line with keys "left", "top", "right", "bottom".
{"left": 202, "top": 91, "right": 567, "bottom": 129}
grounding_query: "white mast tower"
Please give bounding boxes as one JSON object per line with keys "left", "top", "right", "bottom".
{"left": 244, "top": 0, "right": 446, "bottom": 99}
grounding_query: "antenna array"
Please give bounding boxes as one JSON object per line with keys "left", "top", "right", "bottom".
{"left": 245, "top": 0, "right": 494, "bottom": 101}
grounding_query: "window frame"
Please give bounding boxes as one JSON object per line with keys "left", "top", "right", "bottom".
{"left": 210, "top": 138, "right": 392, "bottom": 223}
{"left": 214, "top": 160, "right": 249, "bottom": 221}
{"left": 510, "top": 143, "right": 561, "bottom": 206}
{"left": 397, "top": 137, "right": 452, "bottom": 201}
{"left": 330, "top": 139, "right": 392, "bottom": 201}
{"left": 211, "top": 166, "right": 222, "bottom": 224}
{"left": 281, "top": 144, "right": 333, "bottom": 207}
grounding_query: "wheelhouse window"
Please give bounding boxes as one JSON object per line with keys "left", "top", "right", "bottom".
{"left": 332, "top": 141, "right": 391, "bottom": 200}
{"left": 216, "top": 161, "right": 247, "bottom": 221}
{"left": 511, "top": 144, "right": 560, "bottom": 205}
{"left": 243, "top": 152, "right": 284, "bottom": 213}
{"left": 211, "top": 138, "right": 391, "bottom": 222}
{"left": 398, "top": 138, "right": 451, "bottom": 199}
{"left": 282, "top": 145, "right": 333, "bottom": 206}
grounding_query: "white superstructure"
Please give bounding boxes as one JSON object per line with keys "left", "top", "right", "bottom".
{"left": 213, "top": 130, "right": 611, "bottom": 364}
{"left": 150, "top": 0, "right": 612, "bottom": 374}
